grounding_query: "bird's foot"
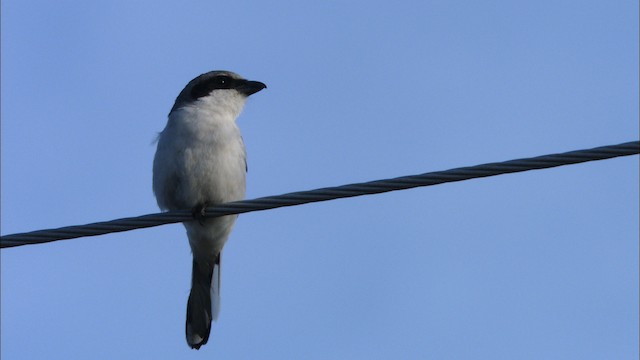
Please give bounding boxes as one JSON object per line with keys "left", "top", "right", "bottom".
{"left": 192, "top": 203, "right": 209, "bottom": 225}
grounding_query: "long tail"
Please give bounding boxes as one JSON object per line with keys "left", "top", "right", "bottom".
{"left": 185, "top": 253, "right": 221, "bottom": 349}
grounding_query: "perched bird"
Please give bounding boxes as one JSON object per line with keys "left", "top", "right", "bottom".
{"left": 152, "top": 71, "right": 266, "bottom": 349}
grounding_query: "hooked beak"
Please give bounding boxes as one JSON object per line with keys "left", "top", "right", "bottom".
{"left": 237, "top": 80, "right": 267, "bottom": 96}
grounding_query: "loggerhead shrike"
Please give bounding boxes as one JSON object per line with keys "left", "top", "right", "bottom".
{"left": 152, "top": 71, "right": 266, "bottom": 349}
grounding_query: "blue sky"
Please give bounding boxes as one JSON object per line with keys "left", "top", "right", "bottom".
{"left": 1, "top": 1, "right": 638, "bottom": 359}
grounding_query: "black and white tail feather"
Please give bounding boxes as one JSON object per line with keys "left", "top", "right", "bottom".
{"left": 186, "top": 254, "right": 221, "bottom": 349}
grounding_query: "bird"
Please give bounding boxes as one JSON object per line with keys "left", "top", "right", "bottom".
{"left": 152, "top": 71, "right": 266, "bottom": 349}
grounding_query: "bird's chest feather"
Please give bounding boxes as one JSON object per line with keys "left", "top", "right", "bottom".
{"left": 161, "top": 111, "right": 246, "bottom": 207}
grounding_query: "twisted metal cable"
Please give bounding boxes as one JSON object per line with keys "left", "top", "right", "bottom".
{"left": 2, "top": 141, "right": 638, "bottom": 249}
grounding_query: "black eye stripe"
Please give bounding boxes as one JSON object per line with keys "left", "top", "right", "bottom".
{"left": 190, "top": 76, "right": 240, "bottom": 99}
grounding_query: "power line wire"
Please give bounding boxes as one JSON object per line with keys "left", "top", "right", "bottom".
{"left": 1, "top": 141, "right": 638, "bottom": 249}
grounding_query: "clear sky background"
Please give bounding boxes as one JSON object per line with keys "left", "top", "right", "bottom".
{"left": 1, "top": 1, "right": 638, "bottom": 359}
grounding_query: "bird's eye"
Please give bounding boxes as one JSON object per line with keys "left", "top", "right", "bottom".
{"left": 216, "top": 76, "right": 231, "bottom": 87}
{"left": 190, "top": 75, "right": 236, "bottom": 99}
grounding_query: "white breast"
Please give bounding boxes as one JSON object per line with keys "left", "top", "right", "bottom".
{"left": 153, "top": 91, "right": 247, "bottom": 211}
